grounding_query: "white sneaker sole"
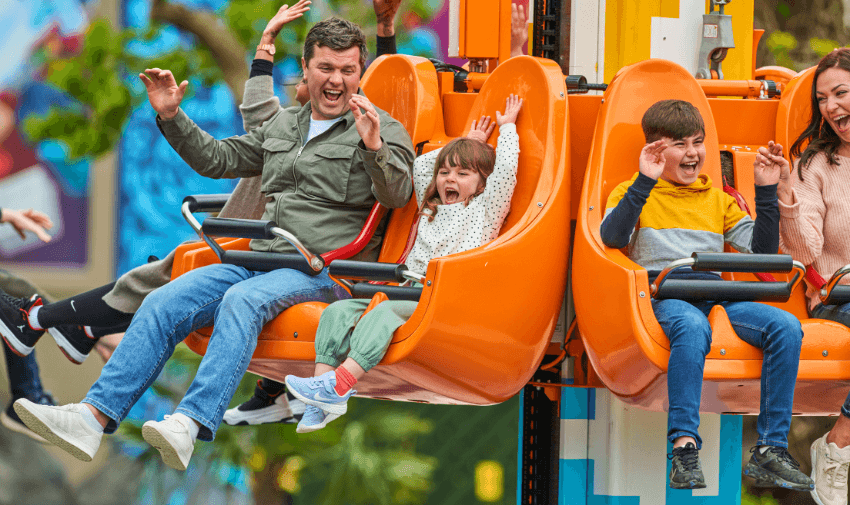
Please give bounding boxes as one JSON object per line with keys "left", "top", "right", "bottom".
{"left": 142, "top": 422, "right": 190, "bottom": 471}
{"left": 13, "top": 402, "right": 94, "bottom": 462}
{"left": 296, "top": 412, "right": 340, "bottom": 434}
{"left": 0, "top": 410, "right": 48, "bottom": 444}
{"left": 223, "top": 405, "right": 295, "bottom": 426}
{"left": 47, "top": 327, "right": 88, "bottom": 364}
{"left": 284, "top": 376, "right": 349, "bottom": 415}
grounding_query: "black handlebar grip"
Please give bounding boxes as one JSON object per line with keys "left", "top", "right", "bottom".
{"left": 329, "top": 260, "right": 409, "bottom": 282}
{"left": 222, "top": 251, "right": 319, "bottom": 276}
{"left": 351, "top": 283, "right": 422, "bottom": 302}
{"left": 690, "top": 253, "right": 794, "bottom": 273}
{"left": 655, "top": 280, "right": 792, "bottom": 302}
{"left": 183, "top": 194, "right": 231, "bottom": 213}
{"left": 823, "top": 286, "right": 850, "bottom": 306}
{"left": 202, "top": 218, "right": 277, "bottom": 240}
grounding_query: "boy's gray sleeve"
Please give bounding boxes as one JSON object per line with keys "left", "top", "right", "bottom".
{"left": 240, "top": 75, "right": 283, "bottom": 132}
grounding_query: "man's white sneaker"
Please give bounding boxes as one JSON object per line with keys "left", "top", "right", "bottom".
{"left": 142, "top": 415, "right": 195, "bottom": 471}
{"left": 12, "top": 399, "right": 101, "bottom": 461}
{"left": 811, "top": 432, "right": 850, "bottom": 505}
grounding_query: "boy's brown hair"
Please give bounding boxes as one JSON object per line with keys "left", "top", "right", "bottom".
{"left": 419, "top": 137, "right": 496, "bottom": 221}
{"left": 641, "top": 99, "right": 705, "bottom": 143}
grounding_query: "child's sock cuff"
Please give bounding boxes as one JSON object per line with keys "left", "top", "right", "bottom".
{"left": 334, "top": 366, "right": 358, "bottom": 396}
{"left": 28, "top": 306, "right": 43, "bottom": 330}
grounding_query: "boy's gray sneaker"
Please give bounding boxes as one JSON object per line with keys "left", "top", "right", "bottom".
{"left": 743, "top": 446, "right": 815, "bottom": 491}
{"left": 668, "top": 442, "right": 707, "bottom": 489}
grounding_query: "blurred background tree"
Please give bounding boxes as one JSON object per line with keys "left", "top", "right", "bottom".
{"left": 754, "top": 0, "right": 850, "bottom": 70}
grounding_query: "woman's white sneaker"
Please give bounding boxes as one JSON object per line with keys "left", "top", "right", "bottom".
{"left": 12, "top": 400, "right": 102, "bottom": 461}
{"left": 811, "top": 432, "right": 850, "bottom": 505}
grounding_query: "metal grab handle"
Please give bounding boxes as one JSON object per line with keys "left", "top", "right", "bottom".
{"left": 820, "top": 264, "right": 850, "bottom": 305}
{"left": 651, "top": 252, "right": 805, "bottom": 301}
{"left": 269, "top": 226, "right": 324, "bottom": 272}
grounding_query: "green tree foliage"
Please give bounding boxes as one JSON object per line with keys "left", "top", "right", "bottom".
{"left": 23, "top": 0, "right": 437, "bottom": 161}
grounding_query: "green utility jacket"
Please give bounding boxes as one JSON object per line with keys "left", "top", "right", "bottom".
{"left": 157, "top": 99, "right": 415, "bottom": 261}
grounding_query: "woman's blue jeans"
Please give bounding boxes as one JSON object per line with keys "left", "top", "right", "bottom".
{"left": 652, "top": 299, "right": 803, "bottom": 449}
{"left": 811, "top": 302, "right": 850, "bottom": 419}
{"left": 83, "top": 263, "right": 346, "bottom": 441}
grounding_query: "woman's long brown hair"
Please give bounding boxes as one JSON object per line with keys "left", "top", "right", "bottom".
{"left": 790, "top": 48, "right": 850, "bottom": 180}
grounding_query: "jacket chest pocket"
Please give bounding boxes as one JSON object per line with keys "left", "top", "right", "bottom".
{"left": 302, "top": 144, "right": 357, "bottom": 203}
{"left": 261, "top": 138, "right": 297, "bottom": 193}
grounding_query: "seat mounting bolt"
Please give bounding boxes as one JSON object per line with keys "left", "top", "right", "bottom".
{"left": 720, "top": 349, "right": 726, "bottom": 355}
{"left": 294, "top": 332, "right": 298, "bottom": 338}
{"left": 823, "top": 350, "right": 829, "bottom": 357}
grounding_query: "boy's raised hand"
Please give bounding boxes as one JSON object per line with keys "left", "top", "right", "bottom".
{"left": 139, "top": 68, "right": 188, "bottom": 120}
{"left": 466, "top": 115, "right": 495, "bottom": 143}
{"left": 496, "top": 94, "right": 523, "bottom": 126}
{"left": 753, "top": 140, "right": 790, "bottom": 188}
{"left": 639, "top": 140, "right": 667, "bottom": 180}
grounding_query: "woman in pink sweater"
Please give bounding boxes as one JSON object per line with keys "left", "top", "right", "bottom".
{"left": 778, "top": 47, "right": 850, "bottom": 505}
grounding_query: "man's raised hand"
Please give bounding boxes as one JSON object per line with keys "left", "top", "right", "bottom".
{"left": 350, "top": 94, "right": 382, "bottom": 151}
{"left": 639, "top": 140, "right": 668, "bottom": 180}
{"left": 139, "top": 68, "right": 187, "bottom": 120}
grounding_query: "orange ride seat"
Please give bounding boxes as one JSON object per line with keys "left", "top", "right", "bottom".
{"left": 572, "top": 59, "right": 850, "bottom": 415}
{"left": 174, "top": 55, "right": 570, "bottom": 405}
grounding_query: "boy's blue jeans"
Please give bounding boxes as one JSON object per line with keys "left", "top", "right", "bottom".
{"left": 83, "top": 263, "right": 346, "bottom": 441}
{"left": 810, "top": 302, "right": 850, "bottom": 419}
{"left": 652, "top": 299, "right": 803, "bottom": 450}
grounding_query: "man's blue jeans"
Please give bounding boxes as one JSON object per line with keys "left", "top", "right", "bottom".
{"left": 652, "top": 299, "right": 803, "bottom": 449}
{"left": 811, "top": 302, "right": 850, "bottom": 419}
{"left": 84, "top": 263, "right": 347, "bottom": 441}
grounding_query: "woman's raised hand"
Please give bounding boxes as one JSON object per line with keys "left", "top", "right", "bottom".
{"left": 495, "top": 94, "right": 524, "bottom": 126}
{"left": 263, "top": 1, "right": 311, "bottom": 41}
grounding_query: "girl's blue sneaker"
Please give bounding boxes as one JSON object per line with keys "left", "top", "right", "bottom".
{"left": 285, "top": 371, "right": 354, "bottom": 415}
{"left": 296, "top": 405, "right": 341, "bottom": 434}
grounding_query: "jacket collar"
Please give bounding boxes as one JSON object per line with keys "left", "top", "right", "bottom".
{"left": 297, "top": 87, "right": 366, "bottom": 132}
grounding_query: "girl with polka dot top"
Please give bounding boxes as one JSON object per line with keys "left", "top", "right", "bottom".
{"left": 285, "top": 95, "right": 523, "bottom": 433}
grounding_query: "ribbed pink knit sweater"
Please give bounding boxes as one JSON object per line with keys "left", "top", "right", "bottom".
{"left": 779, "top": 152, "right": 850, "bottom": 312}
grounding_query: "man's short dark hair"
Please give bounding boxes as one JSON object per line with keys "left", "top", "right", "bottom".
{"left": 303, "top": 17, "right": 368, "bottom": 70}
{"left": 641, "top": 99, "right": 706, "bottom": 143}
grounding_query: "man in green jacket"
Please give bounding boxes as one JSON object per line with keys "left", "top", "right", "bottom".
{"left": 12, "top": 17, "right": 414, "bottom": 471}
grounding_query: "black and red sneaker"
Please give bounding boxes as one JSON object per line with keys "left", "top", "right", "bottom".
{"left": 0, "top": 291, "right": 44, "bottom": 356}
{"left": 48, "top": 325, "right": 97, "bottom": 364}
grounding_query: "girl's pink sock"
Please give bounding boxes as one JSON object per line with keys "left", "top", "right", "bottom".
{"left": 334, "top": 366, "right": 358, "bottom": 396}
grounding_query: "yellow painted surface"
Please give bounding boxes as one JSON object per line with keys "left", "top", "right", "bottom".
{"left": 722, "top": 0, "right": 755, "bottom": 79}
{"left": 604, "top": 0, "right": 660, "bottom": 81}
{"left": 605, "top": 0, "right": 754, "bottom": 81}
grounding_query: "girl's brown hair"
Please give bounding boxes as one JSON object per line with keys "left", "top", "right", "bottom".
{"left": 790, "top": 48, "right": 850, "bottom": 180}
{"left": 419, "top": 137, "right": 497, "bottom": 221}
